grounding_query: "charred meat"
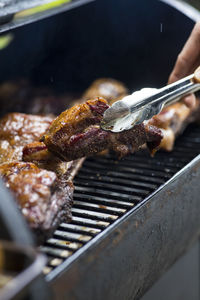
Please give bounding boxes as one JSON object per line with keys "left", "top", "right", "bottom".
{"left": 41, "top": 97, "right": 163, "bottom": 161}
{"left": 0, "top": 162, "right": 74, "bottom": 242}
{"left": 0, "top": 112, "right": 84, "bottom": 242}
{"left": 0, "top": 113, "right": 53, "bottom": 164}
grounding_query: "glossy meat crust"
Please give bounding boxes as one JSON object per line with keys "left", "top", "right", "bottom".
{"left": 0, "top": 113, "right": 53, "bottom": 163}
{"left": 41, "top": 97, "right": 163, "bottom": 161}
{"left": 0, "top": 162, "right": 73, "bottom": 242}
{"left": 0, "top": 113, "right": 84, "bottom": 243}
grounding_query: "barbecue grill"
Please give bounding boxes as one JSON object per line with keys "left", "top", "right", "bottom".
{"left": 0, "top": 0, "right": 200, "bottom": 299}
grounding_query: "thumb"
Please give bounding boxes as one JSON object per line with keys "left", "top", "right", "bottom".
{"left": 194, "top": 66, "right": 200, "bottom": 83}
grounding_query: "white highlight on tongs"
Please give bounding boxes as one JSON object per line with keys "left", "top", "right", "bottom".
{"left": 101, "top": 71, "right": 200, "bottom": 133}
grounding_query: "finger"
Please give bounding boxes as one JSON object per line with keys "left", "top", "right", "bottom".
{"left": 168, "top": 22, "right": 200, "bottom": 84}
{"left": 194, "top": 65, "right": 200, "bottom": 82}
{"left": 181, "top": 93, "right": 196, "bottom": 109}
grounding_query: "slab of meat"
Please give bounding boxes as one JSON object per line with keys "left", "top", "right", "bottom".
{"left": 40, "top": 97, "right": 163, "bottom": 161}
{"left": 91, "top": 81, "right": 200, "bottom": 153}
{"left": 148, "top": 99, "right": 200, "bottom": 151}
{"left": 0, "top": 79, "right": 130, "bottom": 242}
{"left": 0, "top": 112, "right": 84, "bottom": 243}
{"left": 0, "top": 78, "right": 127, "bottom": 241}
{"left": 0, "top": 162, "right": 74, "bottom": 242}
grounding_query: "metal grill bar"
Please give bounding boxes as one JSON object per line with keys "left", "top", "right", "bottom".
{"left": 42, "top": 124, "right": 200, "bottom": 278}
{"left": 47, "top": 238, "right": 83, "bottom": 250}
{"left": 71, "top": 208, "right": 118, "bottom": 221}
{"left": 74, "top": 193, "right": 134, "bottom": 208}
{"left": 59, "top": 223, "right": 101, "bottom": 235}
{"left": 71, "top": 216, "right": 110, "bottom": 228}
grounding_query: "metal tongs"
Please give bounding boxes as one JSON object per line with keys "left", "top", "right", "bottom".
{"left": 101, "top": 67, "right": 200, "bottom": 132}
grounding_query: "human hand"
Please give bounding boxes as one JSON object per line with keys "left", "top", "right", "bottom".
{"left": 168, "top": 22, "right": 200, "bottom": 109}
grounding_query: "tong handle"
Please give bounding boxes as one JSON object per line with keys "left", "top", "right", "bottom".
{"left": 129, "top": 74, "right": 200, "bottom": 114}
{"left": 101, "top": 67, "right": 200, "bottom": 132}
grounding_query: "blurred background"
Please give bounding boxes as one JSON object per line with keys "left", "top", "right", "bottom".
{"left": 183, "top": 0, "right": 200, "bottom": 9}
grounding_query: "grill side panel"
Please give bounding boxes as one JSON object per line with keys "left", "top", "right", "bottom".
{"left": 42, "top": 125, "right": 200, "bottom": 280}
{"left": 49, "top": 155, "right": 200, "bottom": 300}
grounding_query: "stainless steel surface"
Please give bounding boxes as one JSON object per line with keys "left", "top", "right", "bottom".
{"left": 101, "top": 73, "right": 200, "bottom": 132}
{"left": 0, "top": 0, "right": 95, "bottom": 33}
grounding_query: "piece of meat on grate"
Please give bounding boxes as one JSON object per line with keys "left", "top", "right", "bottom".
{"left": 0, "top": 79, "right": 128, "bottom": 242}
{"left": 0, "top": 161, "right": 74, "bottom": 243}
{"left": 40, "top": 97, "right": 163, "bottom": 161}
{"left": 0, "top": 112, "right": 84, "bottom": 243}
{"left": 148, "top": 99, "right": 200, "bottom": 151}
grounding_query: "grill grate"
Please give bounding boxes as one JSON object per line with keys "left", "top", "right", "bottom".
{"left": 41, "top": 124, "right": 200, "bottom": 278}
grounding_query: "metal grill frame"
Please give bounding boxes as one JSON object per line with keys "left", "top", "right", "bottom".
{"left": 49, "top": 159, "right": 200, "bottom": 300}
{"left": 41, "top": 124, "right": 200, "bottom": 300}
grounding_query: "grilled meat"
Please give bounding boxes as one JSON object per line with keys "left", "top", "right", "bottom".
{"left": 1, "top": 77, "right": 199, "bottom": 243}
{"left": 0, "top": 112, "right": 84, "bottom": 242}
{"left": 23, "top": 141, "right": 84, "bottom": 178}
{"left": 0, "top": 162, "right": 74, "bottom": 242}
{"left": 83, "top": 78, "right": 128, "bottom": 105}
{"left": 23, "top": 78, "right": 129, "bottom": 161}
{"left": 96, "top": 81, "right": 200, "bottom": 153}
{"left": 41, "top": 97, "right": 163, "bottom": 161}
{"left": 0, "top": 79, "right": 129, "bottom": 242}
{"left": 0, "top": 78, "right": 127, "bottom": 240}
{"left": 0, "top": 113, "right": 53, "bottom": 164}
{"left": 83, "top": 78, "right": 129, "bottom": 156}
{"left": 148, "top": 99, "right": 200, "bottom": 151}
